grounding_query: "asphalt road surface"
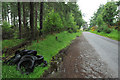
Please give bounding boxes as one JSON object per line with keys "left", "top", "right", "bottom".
{"left": 83, "top": 32, "right": 119, "bottom": 78}
{"left": 47, "top": 32, "right": 119, "bottom": 78}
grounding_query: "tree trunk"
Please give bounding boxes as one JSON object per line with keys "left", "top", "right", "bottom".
{"left": 39, "top": 2, "right": 43, "bottom": 36}
{"left": 11, "top": 12, "right": 12, "bottom": 25}
{"left": 2, "top": 8, "right": 4, "bottom": 21}
{"left": 13, "top": 14, "right": 15, "bottom": 26}
{"left": 7, "top": 5, "right": 10, "bottom": 24}
{"left": 35, "top": 3, "right": 37, "bottom": 30}
{"left": 23, "top": 3, "right": 26, "bottom": 28}
{"left": 10, "top": 3, "right": 13, "bottom": 25}
{"left": 30, "top": 2, "right": 34, "bottom": 40}
{"left": 35, "top": 2, "right": 38, "bottom": 39}
{"left": 7, "top": 13, "right": 9, "bottom": 23}
{"left": 4, "top": 8, "right": 7, "bottom": 21}
{"left": 18, "top": 2, "right": 22, "bottom": 39}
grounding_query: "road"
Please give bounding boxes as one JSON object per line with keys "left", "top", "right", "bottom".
{"left": 47, "top": 32, "right": 119, "bottom": 78}
{"left": 83, "top": 32, "right": 119, "bottom": 78}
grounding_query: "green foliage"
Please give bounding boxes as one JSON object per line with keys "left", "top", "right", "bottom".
{"left": 96, "top": 14, "right": 104, "bottom": 27}
{"left": 43, "top": 10, "right": 63, "bottom": 34}
{"left": 90, "top": 5, "right": 104, "bottom": 27}
{"left": 89, "top": 18, "right": 96, "bottom": 27}
{"left": 70, "top": 3, "right": 83, "bottom": 28}
{"left": 102, "top": 2, "right": 117, "bottom": 26}
{"left": 2, "top": 21, "right": 14, "bottom": 39}
{"left": 90, "top": 2, "right": 118, "bottom": 27}
{"left": 2, "top": 21, "right": 10, "bottom": 32}
{"left": 97, "top": 27, "right": 104, "bottom": 32}
{"left": 97, "top": 24, "right": 112, "bottom": 33}
{"left": 43, "top": 2, "right": 83, "bottom": 31}
{"left": 78, "top": 18, "right": 84, "bottom": 29}
{"left": 2, "top": 2, "right": 84, "bottom": 40}
{"left": 2, "top": 31, "right": 82, "bottom": 78}
{"left": 116, "top": 1, "right": 120, "bottom": 6}
{"left": 90, "top": 29, "right": 120, "bottom": 41}
{"left": 2, "top": 39, "right": 24, "bottom": 49}
{"left": 102, "top": 24, "right": 112, "bottom": 33}
{"left": 67, "top": 13, "right": 79, "bottom": 33}
{"left": 90, "top": 1, "right": 119, "bottom": 36}
{"left": 84, "top": 28, "right": 89, "bottom": 31}
{"left": 67, "top": 13, "right": 76, "bottom": 28}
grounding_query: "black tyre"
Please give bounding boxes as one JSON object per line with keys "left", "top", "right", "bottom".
{"left": 17, "top": 58, "right": 35, "bottom": 74}
{"left": 15, "top": 50, "right": 21, "bottom": 55}
{"left": 35, "top": 55, "right": 44, "bottom": 65}
{"left": 43, "top": 61, "right": 47, "bottom": 67}
{"left": 26, "top": 50, "right": 37, "bottom": 56}
{"left": 19, "top": 50, "right": 37, "bottom": 56}
{"left": 20, "top": 55, "right": 37, "bottom": 61}
{"left": 12, "top": 54, "right": 21, "bottom": 64}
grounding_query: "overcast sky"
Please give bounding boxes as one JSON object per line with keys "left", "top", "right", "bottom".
{"left": 77, "top": 0, "right": 118, "bottom": 25}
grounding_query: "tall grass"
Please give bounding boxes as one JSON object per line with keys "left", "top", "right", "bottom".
{"left": 2, "top": 31, "right": 82, "bottom": 78}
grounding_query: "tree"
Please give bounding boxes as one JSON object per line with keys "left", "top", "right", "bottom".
{"left": 35, "top": 2, "right": 38, "bottom": 38}
{"left": 102, "top": 2, "right": 117, "bottom": 26}
{"left": 43, "top": 10, "right": 63, "bottom": 33}
{"left": 2, "top": 2, "right": 84, "bottom": 40}
{"left": 2, "top": 3, "right": 8, "bottom": 21}
{"left": 39, "top": 2, "right": 43, "bottom": 36}
{"left": 11, "top": 3, "right": 17, "bottom": 27}
{"left": 96, "top": 14, "right": 104, "bottom": 27}
{"left": 23, "top": 2, "right": 26, "bottom": 28}
{"left": 30, "top": 2, "right": 34, "bottom": 40}
{"left": 18, "top": 2, "right": 21, "bottom": 39}
{"left": 90, "top": 5, "right": 104, "bottom": 27}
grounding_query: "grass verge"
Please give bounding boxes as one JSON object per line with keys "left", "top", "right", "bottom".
{"left": 2, "top": 39, "right": 25, "bottom": 50}
{"left": 2, "top": 31, "right": 82, "bottom": 78}
{"left": 89, "top": 30, "right": 120, "bottom": 41}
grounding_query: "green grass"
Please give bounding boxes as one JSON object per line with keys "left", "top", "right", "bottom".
{"left": 90, "top": 29, "right": 120, "bottom": 41}
{"left": 0, "top": 40, "right": 2, "bottom": 49}
{"left": 2, "top": 39, "right": 25, "bottom": 49}
{"left": 2, "top": 31, "right": 82, "bottom": 78}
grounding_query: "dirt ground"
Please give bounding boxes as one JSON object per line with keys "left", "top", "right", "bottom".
{"left": 47, "top": 34, "right": 116, "bottom": 78}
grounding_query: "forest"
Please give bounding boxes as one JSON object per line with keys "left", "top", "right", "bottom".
{"left": 1, "top": 2, "right": 84, "bottom": 78}
{"left": 1, "top": 0, "right": 120, "bottom": 79}
{"left": 2, "top": 2, "right": 84, "bottom": 40}
{"left": 89, "top": 1, "right": 120, "bottom": 41}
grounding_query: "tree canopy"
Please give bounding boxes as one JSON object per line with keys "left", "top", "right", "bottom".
{"left": 2, "top": 2, "right": 84, "bottom": 40}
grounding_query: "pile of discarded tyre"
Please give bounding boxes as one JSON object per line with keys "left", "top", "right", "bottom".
{"left": 3, "top": 49, "right": 47, "bottom": 74}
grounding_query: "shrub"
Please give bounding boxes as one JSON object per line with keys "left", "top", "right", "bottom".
{"left": 67, "top": 13, "right": 79, "bottom": 33}
{"left": 102, "top": 24, "right": 112, "bottom": 34}
{"left": 100, "top": 24, "right": 111, "bottom": 34}
{"left": 104, "top": 28, "right": 112, "bottom": 34}
{"left": 2, "top": 21, "right": 14, "bottom": 39}
{"left": 96, "top": 14, "right": 104, "bottom": 27}
{"left": 97, "top": 27, "right": 104, "bottom": 32}
{"left": 43, "top": 10, "right": 63, "bottom": 34}
{"left": 84, "top": 28, "right": 89, "bottom": 31}
{"left": 91, "top": 26, "right": 95, "bottom": 31}
{"left": 97, "top": 23, "right": 112, "bottom": 34}
{"left": 68, "top": 28, "right": 73, "bottom": 33}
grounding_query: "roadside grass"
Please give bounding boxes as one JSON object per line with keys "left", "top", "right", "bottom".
{"left": 2, "top": 31, "right": 82, "bottom": 78}
{"left": 2, "top": 39, "right": 25, "bottom": 49}
{"left": 0, "top": 40, "right": 2, "bottom": 49}
{"left": 90, "top": 30, "right": 120, "bottom": 41}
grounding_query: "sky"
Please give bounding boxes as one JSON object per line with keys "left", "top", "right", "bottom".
{"left": 77, "top": 0, "right": 118, "bottom": 25}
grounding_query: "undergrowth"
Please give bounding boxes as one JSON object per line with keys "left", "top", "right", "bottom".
{"left": 2, "top": 31, "right": 82, "bottom": 78}
{"left": 90, "top": 29, "right": 120, "bottom": 41}
{"left": 2, "top": 39, "right": 25, "bottom": 49}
